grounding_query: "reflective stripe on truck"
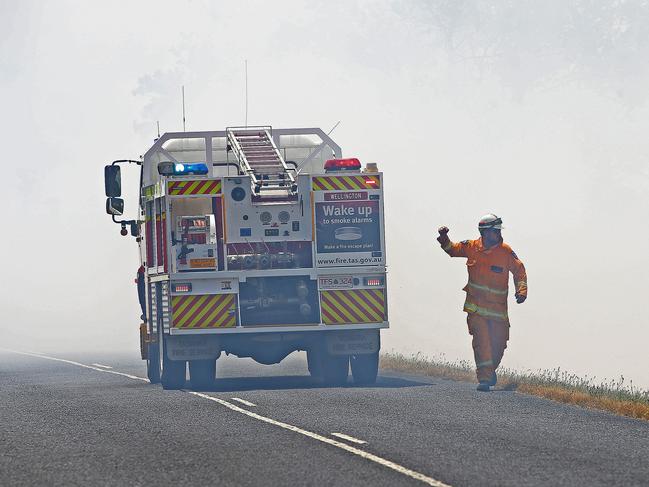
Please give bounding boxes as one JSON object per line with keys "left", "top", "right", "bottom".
{"left": 168, "top": 179, "right": 222, "bottom": 195}
{"left": 171, "top": 294, "right": 237, "bottom": 329}
{"left": 311, "top": 175, "right": 380, "bottom": 191}
{"left": 320, "top": 289, "right": 386, "bottom": 324}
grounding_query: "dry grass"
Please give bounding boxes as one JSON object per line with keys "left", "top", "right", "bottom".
{"left": 380, "top": 352, "right": 649, "bottom": 421}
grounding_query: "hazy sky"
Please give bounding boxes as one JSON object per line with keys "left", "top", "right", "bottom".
{"left": 2, "top": 0, "right": 648, "bottom": 388}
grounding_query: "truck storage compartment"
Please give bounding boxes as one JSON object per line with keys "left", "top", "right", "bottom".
{"left": 239, "top": 276, "right": 320, "bottom": 326}
{"left": 169, "top": 194, "right": 224, "bottom": 272}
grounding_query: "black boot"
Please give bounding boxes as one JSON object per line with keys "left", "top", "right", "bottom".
{"left": 476, "top": 381, "right": 491, "bottom": 392}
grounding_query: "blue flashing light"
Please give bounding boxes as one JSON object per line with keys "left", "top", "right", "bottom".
{"left": 158, "top": 161, "right": 209, "bottom": 176}
{"left": 174, "top": 163, "right": 208, "bottom": 175}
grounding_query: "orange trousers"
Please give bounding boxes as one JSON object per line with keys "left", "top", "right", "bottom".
{"left": 467, "top": 314, "right": 509, "bottom": 382}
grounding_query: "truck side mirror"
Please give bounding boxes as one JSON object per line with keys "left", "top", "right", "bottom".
{"left": 104, "top": 165, "right": 122, "bottom": 197}
{"left": 106, "top": 197, "right": 124, "bottom": 216}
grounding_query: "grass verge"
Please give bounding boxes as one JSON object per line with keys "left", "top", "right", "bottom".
{"left": 380, "top": 352, "right": 649, "bottom": 421}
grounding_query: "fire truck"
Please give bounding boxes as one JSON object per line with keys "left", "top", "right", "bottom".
{"left": 104, "top": 127, "right": 388, "bottom": 389}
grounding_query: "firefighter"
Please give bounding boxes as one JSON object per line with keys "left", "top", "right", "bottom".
{"left": 437, "top": 214, "right": 527, "bottom": 392}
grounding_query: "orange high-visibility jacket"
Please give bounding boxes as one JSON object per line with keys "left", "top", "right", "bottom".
{"left": 439, "top": 237, "right": 527, "bottom": 322}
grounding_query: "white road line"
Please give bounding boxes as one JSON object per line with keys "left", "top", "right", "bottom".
{"left": 2, "top": 350, "right": 148, "bottom": 382}
{"left": 331, "top": 432, "right": 367, "bottom": 445}
{"left": 190, "top": 391, "right": 450, "bottom": 486}
{"left": 230, "top": 397, "right": 257, "bottom": 407}
{"left": 3, "top": 349, "right": 451, "bottom": 487}
{"left": 91, "top": 363, "right": 113, "bottom": 369}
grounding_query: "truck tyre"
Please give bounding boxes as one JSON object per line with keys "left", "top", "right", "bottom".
{"left": 350, "top": 352, "right": 379, "bottom": 385}
{"left": 307, "top": 349, "right": 324, "bottom": 379}
{"left": 162, "top": 357, "right": 186, "bottom": 390}
{"left": 323, "top": 354, "right": 349, "bottom": 386}
{"left": 147, "top": 342, "right": 161, "bottom": 384}
{"left": 189, "top": 359, "right": 216, "bottom": 390}
{"left": 161, "top": 337, "right": 186, "bottom": 390}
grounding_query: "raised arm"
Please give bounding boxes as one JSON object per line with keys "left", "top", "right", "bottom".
{"left": 437, "top": 226, "right": 468, "bottom": 258}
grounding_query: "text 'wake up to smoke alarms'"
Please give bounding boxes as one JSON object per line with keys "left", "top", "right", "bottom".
{"left": 320, "top": 204, "right": 374, "bottom": 224}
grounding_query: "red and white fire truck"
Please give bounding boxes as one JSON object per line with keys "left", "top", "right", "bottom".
{"left": 104, "top": 127, "right": 388, "bottom": 389}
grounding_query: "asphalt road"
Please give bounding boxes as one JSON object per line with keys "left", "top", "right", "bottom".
{"left": 1, "top": 349, "right": 648, "bottom": 487}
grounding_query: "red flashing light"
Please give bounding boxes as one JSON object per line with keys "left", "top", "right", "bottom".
{"left": 324, "top": 158, "right": 361, "bottom": 172}
{"left": 365, "top": 178, "right": 378, "bottom": 185}
{"left": 173, "top": 283, "right": 192, "bottom": 293}
{"left": 364, "top": 277, "right": 383, "bottom": 287}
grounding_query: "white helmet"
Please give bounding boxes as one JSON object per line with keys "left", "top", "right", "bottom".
{"left": 478, "top": 213, "right": 504, "bottom": 230}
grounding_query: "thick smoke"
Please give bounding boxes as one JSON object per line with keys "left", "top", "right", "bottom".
{"left": 1, "top": 0, "right": 647, "bottom": 387}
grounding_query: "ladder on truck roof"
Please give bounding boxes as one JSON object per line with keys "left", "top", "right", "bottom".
{"left": 226, "top": 126, "right": 297, "bottom": 197}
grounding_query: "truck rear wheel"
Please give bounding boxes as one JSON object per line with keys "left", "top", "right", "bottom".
{"left": 307, "top": 349, "right": 323, "bottom": 379}
{"left": 147, "top": 342, "right": 160, "bottom": 384}
{"left": 350, "top": 352, "right": 379, "bottom": 385}
{"left": 189, "top": 359, "right": 216, "bottom": 390}
{"left": 162, "top": 358, "right": 186, "bottom": 390}
{"left": 161, "top": 337, "right": 186, "bottom": 390}
{"left": 323, "top": 354, "right": 349, "bottom": 386}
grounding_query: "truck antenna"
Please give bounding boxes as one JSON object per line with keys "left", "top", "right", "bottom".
{"left": 182, "top": 85, "right": 186, "bottom": 132}
{"left": 245, "top": 60, "right": 248, "bottom": 127}
{"left": 327, "top": 120, "right": 341, "bottom": 135}
{"left": 156, "top": 121, "right": 160, "bottom": 138}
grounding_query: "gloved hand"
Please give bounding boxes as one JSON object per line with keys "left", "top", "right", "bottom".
{"left": 437, "top": 226, "right": 449, "bottom": 244}
{"left": 515, "top": 294, "right": 526, "bottom": 304}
